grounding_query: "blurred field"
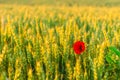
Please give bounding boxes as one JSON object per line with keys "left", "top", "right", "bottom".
{"left": 0, "top": 0, "right": 120, "bottom": 6}
{"left": 0, "top": 5, "right": 120, "bottom": 80}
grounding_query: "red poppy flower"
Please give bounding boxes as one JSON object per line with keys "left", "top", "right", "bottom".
{"left": 73, "top": 41, "right": 85, "bottom": 54}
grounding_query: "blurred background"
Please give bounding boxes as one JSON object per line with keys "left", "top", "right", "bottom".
{"left": 0, "top": 0, "right": 120, "bottom": 6}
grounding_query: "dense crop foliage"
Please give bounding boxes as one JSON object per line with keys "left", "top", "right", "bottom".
{"left": 0, "top": 5, "right": 120, "bottom": 80}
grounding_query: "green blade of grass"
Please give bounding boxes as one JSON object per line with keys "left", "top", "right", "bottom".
{"left": 106, "top": 55, "right": 115, "bottom": 64}
{"left": 109, "top": 46, "right": 120, "bottom": 58}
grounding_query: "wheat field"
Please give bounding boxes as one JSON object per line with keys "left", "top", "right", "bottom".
{"left": 0, "top": 5, "right": 120, "bottom": 80}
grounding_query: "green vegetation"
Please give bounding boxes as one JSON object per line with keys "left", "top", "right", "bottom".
{"left": 0, "top": 5, "right": 120, "bottom": 80}
{"left": 0, "top": 0, "right": 120, "bottom": 6}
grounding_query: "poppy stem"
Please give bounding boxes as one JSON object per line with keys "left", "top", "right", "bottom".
{"left": 75, "top": 55, "right": 80, "bottom": 60}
